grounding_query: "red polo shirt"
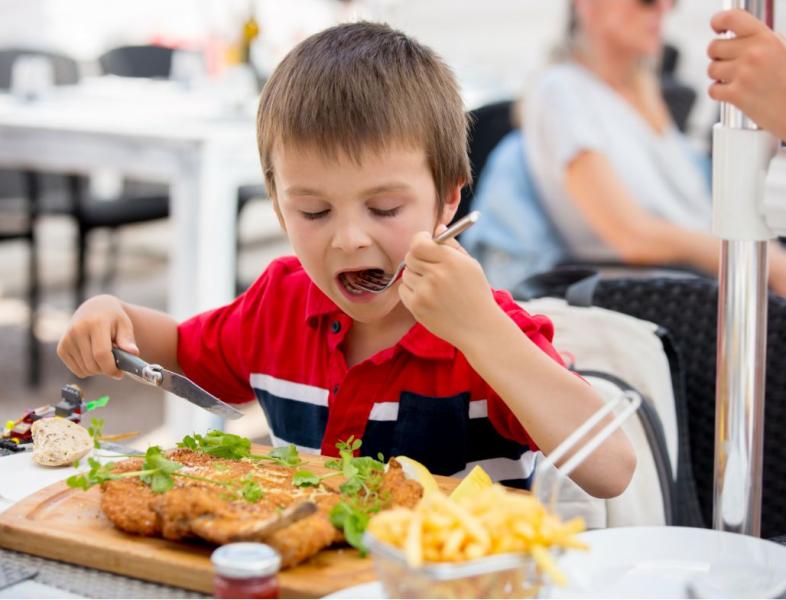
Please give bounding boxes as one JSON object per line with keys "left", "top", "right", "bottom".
{"left": 177, "top": 256, "right": 565, "bottom": 485}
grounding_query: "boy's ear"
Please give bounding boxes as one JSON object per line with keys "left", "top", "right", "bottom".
{"left": 438, "top": 184, "right": 463, "bottom": 226}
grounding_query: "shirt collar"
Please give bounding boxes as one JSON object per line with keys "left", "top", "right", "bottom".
{"left": 303, "top": 280, "right": 456, "bottom": 361}
{"left": 304, "top": 280, "right": 340, "bottom": 322}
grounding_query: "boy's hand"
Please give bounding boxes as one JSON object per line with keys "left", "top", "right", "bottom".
{"left": 708, "top": 9, "right": 786, "bottom": 140}
{"left": 57, "top": 294, "right": 139, "bottom": 379}
{"left": 398, "top": 229, "right": 500, "bottom": 349}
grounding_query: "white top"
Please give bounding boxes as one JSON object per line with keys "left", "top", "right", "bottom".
{"left": 525, "top": 62, "right": 712, "bottom": 261}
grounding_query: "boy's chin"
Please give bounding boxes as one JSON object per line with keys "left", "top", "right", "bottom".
{"left": 333, "top": 292, "right": 404, "bottom": 322}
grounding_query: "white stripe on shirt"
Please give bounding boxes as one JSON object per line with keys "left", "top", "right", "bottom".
{"left": 368, "top": 402, "right": 399, "bottom": 421}
{"left": 469, "top": 399, "right": 488, "bottom": 419}
{"left": 450, "top": 451, "right": 537, "bottom": 481}
{"left": 250, "top": 373, "right": 329, "bottom": 406}
{"left": 369, "top": 399, "right": 488, "bottom": 422}
{"left": 270, "top": 432, "right": 321, "bottom": 455}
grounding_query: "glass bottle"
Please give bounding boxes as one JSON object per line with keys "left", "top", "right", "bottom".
{"left": 211, "top": 542, "right": 281, "bottom": 599}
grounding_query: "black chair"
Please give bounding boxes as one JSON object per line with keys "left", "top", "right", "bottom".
{"left": 660, "top": 43, "right": 697, "bottom": 133}
{"left": 0, "top": 48, "right": 84, "bottom": 384}
{"left": 454, "top": 100, "right": 516, "bottom": 225}
{"left": 98, "top": 45, "right": 174, "bottom": 79}
{"left": 525, "top": 270, "right": 786, "bottom": 538}
{"left": 0, "top": 171, "right": 41, "bottom": 385}
{"left": 97, "top": 44, "right": 266, "bottom": 295}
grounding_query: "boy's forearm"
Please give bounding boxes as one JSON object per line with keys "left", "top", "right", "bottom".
{"left": 120, "top": 302, "right": 180, "bottom": 371}
{"left": 455, "top": 310, "right": 636, "bottom": 498}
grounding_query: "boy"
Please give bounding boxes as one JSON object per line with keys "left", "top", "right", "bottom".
{"left": 58, "top": 22, "right": 634, "bottom": 499}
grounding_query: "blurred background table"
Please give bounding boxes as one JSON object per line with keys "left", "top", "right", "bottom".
{"left": 0, "top": 78, "right": 262, "bottom": 436}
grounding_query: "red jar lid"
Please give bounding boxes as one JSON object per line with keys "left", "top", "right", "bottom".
{"left": 211, "top": 543, "right": 281, "bottom": 579}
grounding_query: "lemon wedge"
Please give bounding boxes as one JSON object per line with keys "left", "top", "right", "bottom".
{"left": 396, "top": 456, "right": 440, "bottom": 495}
{"left": 448, "top": 465, "right": 493, "bottom": 502}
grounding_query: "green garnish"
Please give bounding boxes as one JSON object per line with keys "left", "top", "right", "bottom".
{"left": 329, "top": 499, "right": 381, "bottom": 556}
{"left": 263, "top": 444, "right": 304, "bottom": 467}
{"left": 178, "top": 431, "right": 252, "bottom": 460}
{"left": 291, "top": 469, "right": 341, "bottom": 487}
{"left": 139, "top": 446, "right": 183, "bottom": 493}
{"left": 177, "top": 431, "right": 303, "bottom": 467}
{"left": 87, "top": 418, "right": 105, "bottom": 449}
{"left": 67, "top": 445, "right": 264, "bottom": 502}
{"left": 240, "top": 477, "right": 265, "bottom": 502}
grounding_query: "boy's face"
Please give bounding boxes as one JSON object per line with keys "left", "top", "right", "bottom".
{"left": 272, "top": 143, "right": 459, "bottom": 324}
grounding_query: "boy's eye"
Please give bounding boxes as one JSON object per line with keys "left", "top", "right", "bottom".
{"left": 371, "top": 206, "right": 401, "bottom": 218}
{"left": 301, "top": 209, "right": 330, "bottom": 220}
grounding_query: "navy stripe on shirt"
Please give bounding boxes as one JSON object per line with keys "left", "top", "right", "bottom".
{"left": 251, "top": 376, "right": 536, "bottom": 486}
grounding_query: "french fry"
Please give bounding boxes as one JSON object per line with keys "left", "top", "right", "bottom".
{"left": 366, "top": 484, "right": 588, "bottom": 587}
{"left": 404, "top": 511, "right": 424, "bottom": 567}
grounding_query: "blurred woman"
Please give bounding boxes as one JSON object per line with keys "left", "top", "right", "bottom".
{"left": 525, "top": 0, "right": 786, "bottom": 293}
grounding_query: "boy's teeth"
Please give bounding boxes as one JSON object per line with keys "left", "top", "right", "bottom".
{"left": 341, "top": 272, "right": 365, "bottom": 295}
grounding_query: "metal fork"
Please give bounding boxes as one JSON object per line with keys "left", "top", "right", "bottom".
{"left": 350, "top": 211, "right": 481, "bottom": 293}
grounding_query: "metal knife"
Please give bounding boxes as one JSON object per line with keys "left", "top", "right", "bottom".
{"left": 111, "top": 348, "right": 244, "bottom": 420}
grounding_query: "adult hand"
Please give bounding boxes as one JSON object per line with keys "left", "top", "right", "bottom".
{"left": 57, "top": 294, "right": 138, "bottom": 379}
{"left": 708, "top": 9, "right": 786, "bottom": 140}
{"left": 398, "top": 228, "right": 499, "bottom": 350}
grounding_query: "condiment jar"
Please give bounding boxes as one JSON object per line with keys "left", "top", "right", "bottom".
{"left": 211, "top": 542, "right": 281, "bottom": 599}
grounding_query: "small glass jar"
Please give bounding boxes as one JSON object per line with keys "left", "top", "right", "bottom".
{"left": 211, "top": 542, "right": 281, "bottom": 599}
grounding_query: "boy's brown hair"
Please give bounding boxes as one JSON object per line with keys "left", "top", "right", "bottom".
{"left": 256, "top": 22, "right": 471, "bottom": 213}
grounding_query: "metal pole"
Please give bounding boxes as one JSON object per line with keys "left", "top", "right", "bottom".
{"left": 712, "top": 0, "right": 775, "bottom": 536}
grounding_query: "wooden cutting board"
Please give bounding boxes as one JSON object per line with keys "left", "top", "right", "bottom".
{"left": 0, "top": 446, "right": 458, "bottom": 598}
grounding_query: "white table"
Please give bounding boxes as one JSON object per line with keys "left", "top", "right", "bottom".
{"left": 0, "top": 80, "right": 263, "bottom": 437}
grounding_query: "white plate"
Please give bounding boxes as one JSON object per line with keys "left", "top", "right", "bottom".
{"left": 551, "top": 526, "right": 786, "bottom": 599}
{"left": 322, "top": 527, "right": 786, "bottom": 599}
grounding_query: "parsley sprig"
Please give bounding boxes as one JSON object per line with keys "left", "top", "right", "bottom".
{"left": 87, "top": 418, "right": 104, "bottom": 449}
{"left": 291, "top": 437, "right": 388, "bottom": 555}
{"left": 67, "top": 446, "right": 183, "bottom": 493}
{"left": 178, "top": 430, "right": 303, "bottom": 467}
{"left": 67, "top": 445, "right": 265, "bottom": 501}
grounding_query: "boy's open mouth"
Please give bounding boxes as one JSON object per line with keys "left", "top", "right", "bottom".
{"left": 338, "top": 269, "right": 387, "bottom": 295}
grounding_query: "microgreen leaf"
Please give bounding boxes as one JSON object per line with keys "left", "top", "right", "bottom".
{"left": 330, "top": 501, "right": 374, "bottom": 555}
{"left": 87, "top": 418, "right": 105, "bottom": 449}
{"left": 262, "top": 444, "right": 303, "bottom": 467}
{"left": 240, "top": 478, "right": 264, "bottom": 503}
{"left": 292, "top": 470, "right": 322, "bottom": 487}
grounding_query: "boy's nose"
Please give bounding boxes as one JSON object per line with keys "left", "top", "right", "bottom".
{"left": 331, "top": 220, "right": 372, "bottom": 252}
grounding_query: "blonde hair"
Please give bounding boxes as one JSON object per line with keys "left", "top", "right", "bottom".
{"left": 256, "top": 22, "right": 471, "bottom": 212}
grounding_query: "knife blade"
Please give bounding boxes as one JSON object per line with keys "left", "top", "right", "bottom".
{"left": 111, "top": 348, "right": 244, "bottom": 420}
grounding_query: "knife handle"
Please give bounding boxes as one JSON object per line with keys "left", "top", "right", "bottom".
{"left": 112, "top": 348, "right": 163, "bottom": 385}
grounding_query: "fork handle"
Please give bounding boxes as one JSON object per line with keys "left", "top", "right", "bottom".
{"left": 434, "top": 211, "right": 480, "bottom": 244}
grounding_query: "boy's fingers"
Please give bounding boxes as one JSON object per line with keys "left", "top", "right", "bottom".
{"left": 708, "top": 80, "right": 734, "bottom": 103}
{"left": 64, "top": 346, "right": 88, "bottom": 379}
{"left": 114, "top": 317, "right": 139, "bottom": 355}
{"left": 711, "top": 9, "right": 764, "bottom": 37}
{"left": 79, "top": 334, "right": 102, "bottom": 377}
{"left": 93, "top": 324, "right": 122, "bottom": 377}
{"left": 439, "top": 237, "right": 470, "bottom": 256}
{"left": 409, "top": 231, "right": 443, "bottom": 263}
{"left": 403, "top": 255, "right": 428, "bottom": 277}
{"left": 707, "top": 36, "right": 746, "bottom": 60}
{"left": 708, "top": 59, "right": 736, "bottom": 83}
